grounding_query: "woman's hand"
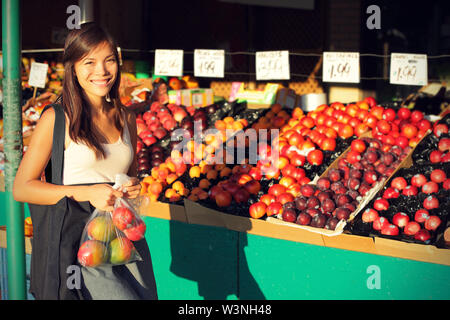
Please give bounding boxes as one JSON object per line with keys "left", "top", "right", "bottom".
{"left": 88, "top": 184, "right": 124, "bottom": 211}
{"left": 120, "top": 177, "right": 141, "bottom": 199}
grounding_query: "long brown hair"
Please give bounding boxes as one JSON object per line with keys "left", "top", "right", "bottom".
{"left": 61, "top": 22, "right": 124, "bottom": 159}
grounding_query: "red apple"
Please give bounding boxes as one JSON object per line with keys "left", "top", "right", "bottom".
{"left": 373, "top": 216, "right": 390, "bottom": 231}
{"left": 266, "top": 202, "right": 283, "bottom": 217}
{"left": 423, "top": 195, "right": 439, "bottom": 210}
{"left": 381, "top": 224, "right": 399, "bottom": 236}
{"left": 411, "top": 174, "right": 427, "bottom": 187}
{"left": 415, "top": 209, "right": 430, "bottom": 223}
{"left": 249, "top": 202, "right": 267, "bottom": 219}
{"left": 391, "top": 177, "right": 407, "bottom": 190}
{"left": 373, "top": 198, "right": 389, "bottom": 211}
{"left": 422, "top": 181, "right": 438, "bottom": 194}
{"left": 362, "top": 208, "right": 379, "bottom": 223}
{"left": 414, "top": 229, "right": 431, "bottom": 242}
{"left": 392, "top": 212, "right": 410, "bottom": 228}
{"left": 430, "top": 169, "right": 446, "bottom": 183}
{"left": 424, "top": 215, "right": 441, "bottom": 231}
{"left": 404, "top": 221, "right": 421, "bottom": 236}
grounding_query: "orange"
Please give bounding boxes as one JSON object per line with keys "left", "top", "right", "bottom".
{"left": 232, "top": 121, "right": 244, "bottom": 131}
{"left": 143, "top": 176, "right": 155, "bottom": 185}
{"left": 140, "top": 182, "right": 148, "bottom": 195}
{"left": 190, "top": 187, "right": 204, "bottom": 196}
{"left": 149, "top": 182, "right": 163, "bottom": 195}
{"left": 178, "top": 188, "right": 190, "bottom": 197}
{"left": 197, "top": 190, "right": 209, "bottom": 200}
{"left": 186, "top": 140, "right": 196, "bottom": 153}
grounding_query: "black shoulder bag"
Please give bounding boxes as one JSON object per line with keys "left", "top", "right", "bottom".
{"left": 28, "top": 104, "right": 93, "bottom": 300}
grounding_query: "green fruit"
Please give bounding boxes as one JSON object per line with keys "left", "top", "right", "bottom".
{"left": 108, "top": 237, "right": 133, "bottom": 265}
{"left": 87, "top": 215, "right": 117, "bottom": 242}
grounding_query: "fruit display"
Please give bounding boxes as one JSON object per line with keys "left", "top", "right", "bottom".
{"left": 412, "top": 113, "right": 450, "bottom": 165}
{"left": 348, "top": 164, "right": 449, "bottom": 246}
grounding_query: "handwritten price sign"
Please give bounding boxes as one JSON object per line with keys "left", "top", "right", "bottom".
{"left": 194, "top": 49, "right": 225, "bottom": 78}
{"left": 28, "top": 62, "right": 49, "bottom": 89}
{"left": 256, "top": 51, "right": 290, "bottom": 80}
{"left": 154, "top": 50, "right": 184, "bottom": 77}
{"left": 390, "top": 53, "right": 427, "bottom": 86}
{"left": 323, "top": 52, "right": 360, "bottom": 83}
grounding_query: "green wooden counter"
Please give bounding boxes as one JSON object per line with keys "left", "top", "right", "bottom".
{"left": 1, "top": 198, "right": 449, "bottom": 300}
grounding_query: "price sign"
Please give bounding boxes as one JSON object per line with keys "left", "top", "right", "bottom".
{"left": 323, "top": 52, "right": 360, "bottom": 83}
{"left": 154, "top": 49, "right": 184, "bottom": 77}
{"left": 28, "top": 62, "right": 49, "bottom": 89}
{"left": 390, "top": 53, "right": 427, "bottom": 86}
{"left": 256, "top": 51, "right": 290, "bottom": 80}
{"left": 194, "top": 49, "right": 225, "bottom": 78}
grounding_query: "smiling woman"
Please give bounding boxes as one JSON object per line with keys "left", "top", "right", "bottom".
{"left": 13, "top": 23, "right": 157, "bottom": 300}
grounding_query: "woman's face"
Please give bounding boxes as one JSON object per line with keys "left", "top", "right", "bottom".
{"left": 74, "top": 41, "right": 118, "bottom": 103}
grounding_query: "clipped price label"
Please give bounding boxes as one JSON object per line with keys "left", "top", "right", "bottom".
{"left": 154, "top": 49, "right": 184, "bottom": 77}
{"left": 28, "top": 62, "right": 49, "bottom": 88}
{"left": 194, "top": 49, "right": 225, "bottom": 78}
{"left": 390, "top": 53, "right": 427, "bottom": 86}
{"left": 256, "top": 51, "right": 290, "bottom": 80}
{"left": 323, "top": 52, "right": 360, "bottom": 83}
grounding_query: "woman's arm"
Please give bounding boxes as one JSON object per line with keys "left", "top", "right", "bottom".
{"left": 13, "top": 108, "right": 122, "bottom": 210}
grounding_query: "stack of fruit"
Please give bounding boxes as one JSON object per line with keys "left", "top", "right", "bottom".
{"left": 354, "top": 166, "right": 448, "bottom": 243}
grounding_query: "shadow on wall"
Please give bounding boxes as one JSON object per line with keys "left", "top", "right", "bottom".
{"left": 168, "top": 204, "right": 265, "bottom": 300}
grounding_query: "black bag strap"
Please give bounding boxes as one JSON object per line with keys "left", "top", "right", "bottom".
{"left": 41, "top": 103, "right": 65, "bottom": 185}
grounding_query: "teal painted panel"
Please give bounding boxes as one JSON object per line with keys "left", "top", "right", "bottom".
{"left": 240, "top": 233, "right": 450, "bottom": 300}
{"left": 142, "top": 216, "right": 239, "bottom": 300}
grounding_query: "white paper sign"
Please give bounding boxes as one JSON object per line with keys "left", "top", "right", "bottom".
{"left": 28, "top": 62, "right": 49, "bottom": 88}
{"left": 323, "top": 52, "right": 360, "bottom": 83}
{"left": 154, "top": 49, "right": 184, "bottom": 77}
{"left": 256, "top": 51, "right": 290, "bottom": 80}
{"left": 390, "top": 53, "right": 427, "bottom": 86}
{"left": 194, "top": 49, "right": 225, "bottom": 78}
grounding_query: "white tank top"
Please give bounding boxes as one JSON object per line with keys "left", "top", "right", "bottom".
{"left": 63, "top": 113, "right": 134, "bottom": 185}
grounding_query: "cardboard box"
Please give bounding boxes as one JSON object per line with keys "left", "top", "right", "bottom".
{"left": 229, "top": 82, "right": 280, "bottom": 109}
{"left": 168, "top": 89, "right": 214, "bottom": 107}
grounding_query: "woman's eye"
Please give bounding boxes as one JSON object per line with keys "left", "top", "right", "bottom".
{"left": 84, "top": 61, "right": 93, "bottom": 65}
{"left": 107, "top": 58, "right": 116, "bottom": 63}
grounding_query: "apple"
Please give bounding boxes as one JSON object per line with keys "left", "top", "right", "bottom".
{"left": 215, "top": 191, "right": 232, "bottom": 207}
{"left": 249, "top": 202, "right": 267, "bottom": 219}
{"left": 282, "top": 208, "right": 297, "bottom": 222}
{"left": 438, "top": 138, "right": 450, "bottom": 152}
{"left": 123, "top": 221, "right": 146, "bottom": 241}
{"left": 310, "top": 213, "right": 327, "bottom": 228}
{"left": 87, "top": 215, "right": 116, "bottom": 242}
{"left": 108, "top": 237, "right": 134, "bottom": 265}
{"left": 430, "top": 150, "right": 443, "bottom": 163}
{"left": 362, "top": 208, "right": 379, "bottom": 223}
{"left": 112, "top": 206, "right": 135, "bottom": 231}
{"left": 404, "top": 221, "right": 421, "bottom": 236}
{"left": 392, "top": 212, "right": 410, "bottom": 228}
{"left": 266, "top": 202, "right": 283, "bottom": 217}
{"left": 424, "top": 195, "right": 440, "bottom": 210}
{"left": 402, "top": 185, "right": 418, "bottom": 197}
{"left": 430, "top": 169, "right": 446, "bottom": 183}
{"left": 381, "top": 224, "right": 399, "bottom": 236}
{"left": 78, "top": 240, "right": 107, "bottom": 267}
{"left": 422, "top": 182, "right": 438, "bottom": 194}
{"left": 425, "top": 215, "right": 441, "bottom": 231}
{"left": 414, "top": 209, "right": 430, "bottom": 223}
{"left": 414, "top": 229, "right": 431, "bottom": 242}
{"left": 296, "top": 212, "right": 311, "bottom": 225}
{"left": 373, "top": 198, "right": 389, "bottom": 211}
{"left": 373, "top": 216, "right": 390, "bottom": 231}
{"left": 411, "top": 174, "right": 427, "bottom": 187}
{"left": 391, "top": 177, "right": 407, "bottom": 190}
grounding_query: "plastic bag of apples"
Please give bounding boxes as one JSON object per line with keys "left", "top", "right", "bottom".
{"left": 77, "top": 175, "right": 147, "bottom": 268}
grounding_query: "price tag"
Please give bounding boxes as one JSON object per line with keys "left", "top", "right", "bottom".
{"left": 390, "top": 53, "right": 427, "bottom": 86}
{"left": 256, "top": 51, "right": 290, "bottom": 80}
{"left": 28, "top": 62, "right": 49, "bottom": 88}
{"left": 154, "top": 49, "right": 184, "bottom": 77}
{"left": 323, "top": 52, "right": 360, "bottom": 83}
{"left": 194, "top": 49, "right": 225, "bottom": 78}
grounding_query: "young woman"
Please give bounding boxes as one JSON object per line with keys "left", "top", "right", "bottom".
{"left": 13, "top": 23, "right": 157, "bottom": 300}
